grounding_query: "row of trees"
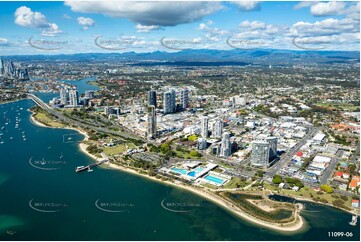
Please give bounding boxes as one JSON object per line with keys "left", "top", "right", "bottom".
{"left": 272, "top": 175, "right": 304, "bottom": 188}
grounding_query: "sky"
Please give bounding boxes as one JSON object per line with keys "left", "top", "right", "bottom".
{"left": 0, "top": 1, "right": 359, "bottom": 55}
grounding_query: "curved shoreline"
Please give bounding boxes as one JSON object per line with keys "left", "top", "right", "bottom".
{"left": 29, "top": 111, "right": 305, "bottom": 233}
{"left": 105, "top": 162, "right": 305, "bottom": 233}
{"left": 0, "top": 98, "right": 27, "bottom": 106}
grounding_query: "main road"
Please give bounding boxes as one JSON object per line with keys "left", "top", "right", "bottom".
{"left": 266, "top": 126, "right": 323, "bottom": 177}
{"left": 27, "top": 93, "right": 146, "bottom": 142}
{"left": 319, "top": 149, "right": 344, "bottom": 185}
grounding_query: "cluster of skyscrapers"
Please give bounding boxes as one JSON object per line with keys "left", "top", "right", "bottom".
{"left": 147, "top": 89, "right": 189, "bottom": 115}
{"left": 198, "top": 116, "right": 231, "bottom": 157}
{"left": 59, "top": 87, "right": 79, "bottom": 107}
{"left": 250, "top": 137, "right": 278, "bottom": 168}
{"left": 0, "top": 58, "right": 29, "bottom": 80}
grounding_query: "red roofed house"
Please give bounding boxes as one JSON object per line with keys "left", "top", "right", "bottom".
{"left": 296, "top": 151, "right": 303, "bottom": 157}
{"left": 352, "top": 200, "right": 359, "bottom": 208}
{"left": 349, "top": 176, "right": 360, "bottom": 190}
{"left": 334, "top": 171, "right": 350, "bottom": 179}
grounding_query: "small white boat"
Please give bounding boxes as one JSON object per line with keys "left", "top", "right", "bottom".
{"left": 349, "top": 215, "right": 358, "bottom": 226}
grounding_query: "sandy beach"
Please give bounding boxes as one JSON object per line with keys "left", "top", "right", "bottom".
{"left": 78, "top": 142, "right": 103, "bottom": 162}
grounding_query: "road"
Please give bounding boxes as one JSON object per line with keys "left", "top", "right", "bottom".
{"left": 28, "top": 94, "right": 146, "bottom": 142}
{"left": 319, "top": 149, "right": 344, "bottom": 185}
{"left": 350, "top": 140, "right": 360, "bottom": 164}
{"left": 266, "top": 126, "right": 322, "bottom": 177}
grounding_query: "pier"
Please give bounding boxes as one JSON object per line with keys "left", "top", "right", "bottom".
{"left": 76, "top": 159, "right": 108, "bottom": 172}
{"left": 76, "top": 152, "right": 109, "bottom": 173}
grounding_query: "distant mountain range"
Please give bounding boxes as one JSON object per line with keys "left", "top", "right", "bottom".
{"left": 6, "top": 49, "right": 360, "bottom": 65}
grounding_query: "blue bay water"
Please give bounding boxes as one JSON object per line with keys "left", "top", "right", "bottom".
{"left": 0, "top": 78, "right": 359, "bottom": 240}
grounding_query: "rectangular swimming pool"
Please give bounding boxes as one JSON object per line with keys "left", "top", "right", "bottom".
{"left": 204, "top": 175, "right": 225, "bottom": 184}
{"left": 170, "top": 167, "right": 188, "bottom": 175}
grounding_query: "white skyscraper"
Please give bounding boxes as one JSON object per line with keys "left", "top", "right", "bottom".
{"left": 250, "top": 141, "right": 270, "bottom": 167}
{"left": 60, "top": 87, "right": 68, "bottom": 105}
{"left": 147, "top": 105, "right": 157, "bottom": 139}
{"left": 69, "top": 89, "right": 79, "bottom": 106}
{"left": 220, "top": 132, "right": 231, "bottom": 157}
{"left": 212, "top": 119, "right": 223, "bottom": 138}
{"left": 201, "top": 116, "right": 209, "bottom": 138}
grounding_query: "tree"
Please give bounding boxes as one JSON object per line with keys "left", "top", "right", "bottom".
{"left": 256, "top": 170, "right": 264, "bottom": 178}
{"left": 190, "top": 150, "right": 202, "bottom": 157}
{"left": 272, "top": 175, "right": 282, "bottom": 184}
{"left": 320, "top": 184, "right": 334, "bottom": 193}
{"left": 160, "top": 143, "right": 171, "bottom": 153}
{"left": 188, "top": 135, "right": 198, "bottom": 141}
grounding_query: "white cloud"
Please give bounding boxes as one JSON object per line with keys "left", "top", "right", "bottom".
{"left": 14, "top": 6, "right": 63, "bottom": 36}
{"left": 238, "top": 20, "right": 286, "bottom": 38}
{"left": 297, "top": 1, "right": 360, "bottom": 18}
{"left": 239, "top": 20, "right": 266, "bottom": 30}
{"left": 232, "top": 1, "right": 261, "bottom": 11}
{"left": 41, "top": 23, "right": 63, "bottom": 36}
{"left": 65, "top": 1, "right": 223, "bottom": 26}
{"left": 14, "top": 6, "right": 48, "bottom": 28}
{"left": 135, "top": 24, "right": 160, "bottom": 33}
{"left": 0, "top": 38, "right": 9, "bottom": 46}
{"left": 77, "top": 17, "right": 95, "bottom": 30}
{"left": 293, "top": 1, "right": 318, "bottom": 10}
{"left": 310, "top": 1, "right": 346, "bottom": 16}
{"left": 197, "top": 22, "right": 228, "bottom": 42}
{"left": 63, "top": 14, "right": 71, "bottom": 19}
{"left": 290, "top": 18, "right": 359, "bottom": 37}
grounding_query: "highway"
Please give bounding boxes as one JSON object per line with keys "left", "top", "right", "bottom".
{"left": 27, "top": 93, "right": 146, "bottom": 142}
